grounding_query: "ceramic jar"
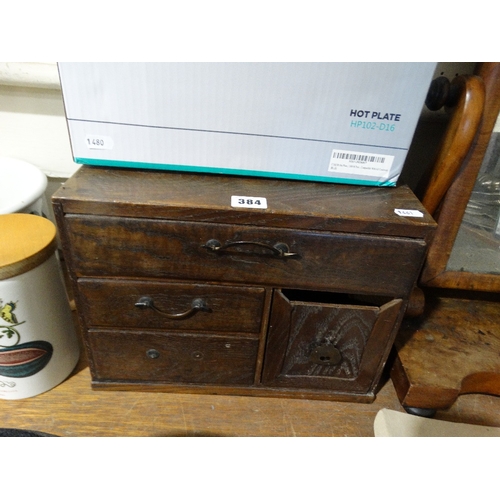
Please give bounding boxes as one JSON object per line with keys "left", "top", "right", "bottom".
{"left": 0, "top": 214, "right": 80, "bottom": 399}
{"left": 0, "top": 158, "right": 48, "bottom": 216}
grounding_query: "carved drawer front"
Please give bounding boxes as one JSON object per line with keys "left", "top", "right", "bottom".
{"left": 65, "top": 215, "right": 426, "bottom": 296}
{"left": 88, "top": 329, "right": 259, "bottom": 385}
{"left": 77, "top": 278, "right": 265, "bottom": 334}
{"left": 261, "top": 289, "right": 403, "bottom": 393}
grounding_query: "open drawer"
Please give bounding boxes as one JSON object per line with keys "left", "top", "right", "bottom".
{"left": 261, "top": 289, "right": 403, "bottom": 394}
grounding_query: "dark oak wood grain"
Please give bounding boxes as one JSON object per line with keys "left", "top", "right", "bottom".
{"left": 53, "top": 166, "right": 435, "bottom": 402}
{"left": 420, "top": 62, "right": 500, "bottom": 291}
{"left": 263, "top": 290, "right": 403, "bottom": 394}
{"left": 55, "top": 166, "right": 436, "bottom": 239}
{"left": 391, "top": 63, "right": 500, "bottom": 414}
{"left": 78, "top": 278, "right": 265, "bottom": 334}
{"left": 64, "top": 215, "right": 428, "bottom": 296}
{"left": 1, "top": 332, "right": 499, "bottom": 436}
{"left": 88, "top": 329, "right": 260, "bottom": 386}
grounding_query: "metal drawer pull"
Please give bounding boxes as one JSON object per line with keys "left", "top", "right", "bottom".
{"left": 202, "top": 239, "right": 298, "bottom": 258}
{"left": 146, "top": 349, "right": 160, "bottom": 359}
{"left": 135, "top": 296, "right": 210, "bottom": 319}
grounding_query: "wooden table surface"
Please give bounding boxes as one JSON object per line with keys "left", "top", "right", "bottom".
{"left": 3, "top": 272, "right": 500, "bottom": 437}
{"left": 2, "top": 340, "right": 500, "bottom": 437}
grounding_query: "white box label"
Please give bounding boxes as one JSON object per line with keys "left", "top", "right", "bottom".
{"left": 85, "top": 135, "right": 114, "bottom": 150}
{"left": 231, "top": 196, "right": 267, "bottom": 209}
{"left": 395, "top": 209, "right": 424, "bottom": 218}
{"left": 328, "top": 149, "right": 394, "bottom": 177}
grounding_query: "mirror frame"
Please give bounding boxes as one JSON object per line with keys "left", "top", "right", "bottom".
{"left": 420, "top": 62, "right": 500, "bottom": 292}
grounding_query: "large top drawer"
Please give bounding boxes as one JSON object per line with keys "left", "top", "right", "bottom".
{"left": 64, "top": 215, "right": 426, "bottom": 296}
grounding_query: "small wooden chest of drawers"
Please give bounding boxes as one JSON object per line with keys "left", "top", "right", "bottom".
{"left": 53, "top": 166, "right": 435, "bottom": 402}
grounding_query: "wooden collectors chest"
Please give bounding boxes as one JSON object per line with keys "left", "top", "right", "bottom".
{"left": 53, "top": 166, "right": 435, "bottom": 402}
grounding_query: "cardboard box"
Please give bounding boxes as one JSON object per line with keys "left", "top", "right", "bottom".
{"left": 58, "top": 62, "right": 436, "bottom": 186}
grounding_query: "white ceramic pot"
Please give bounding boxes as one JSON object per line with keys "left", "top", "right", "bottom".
{"left": 0, "top": 158, "right": 48, "bottom": 216}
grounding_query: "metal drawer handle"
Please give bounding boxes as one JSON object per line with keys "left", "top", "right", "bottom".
{"left": 202, "top": 239, "right": 298, "bottom": 258}
{"left": 135, "top": 296, "right": 210, "bottom": 319}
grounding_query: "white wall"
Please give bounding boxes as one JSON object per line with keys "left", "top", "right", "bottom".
{"left": 0, "top": 63, "right": 78, "bottom": 179}
{"left": 0, "top": 63, "right": 81, "bottom": 221}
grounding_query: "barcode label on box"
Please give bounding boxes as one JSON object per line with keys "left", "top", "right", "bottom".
{"left": 328, "top": 149, "right": 394, "bottom": 177}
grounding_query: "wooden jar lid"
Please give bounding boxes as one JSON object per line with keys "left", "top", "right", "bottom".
{"left": 0, "top": 214, "right": 57, "bottom": 280}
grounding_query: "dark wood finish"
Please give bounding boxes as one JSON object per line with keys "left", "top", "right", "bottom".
{"left": 391, "top": 63, "right": 500, "bottom": 413}
{"left": 1, "top": 322, "right": 500, "bottom": 436}
{"left": 420, "top": 62, "right": 500, "bottom": 291}
{"left": 262, "top": 289, "right": 403, "bottom": 394}
{"left": 78, "top": 279, "right": 265, "bottom": 334}
{"left": 64, "top": 215, "right": 427, "bottom": 296}
{"left": 54, "top": 167, "right": 435, "bottom": 239}
{"left": 421, "top": 75, "right": 485, "bottom": 216}
{"left": 53, "top": 166, "right": 435, "bottom": 401}
{"left": 88, "top": 329, "right": 260, "bottom": 385}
